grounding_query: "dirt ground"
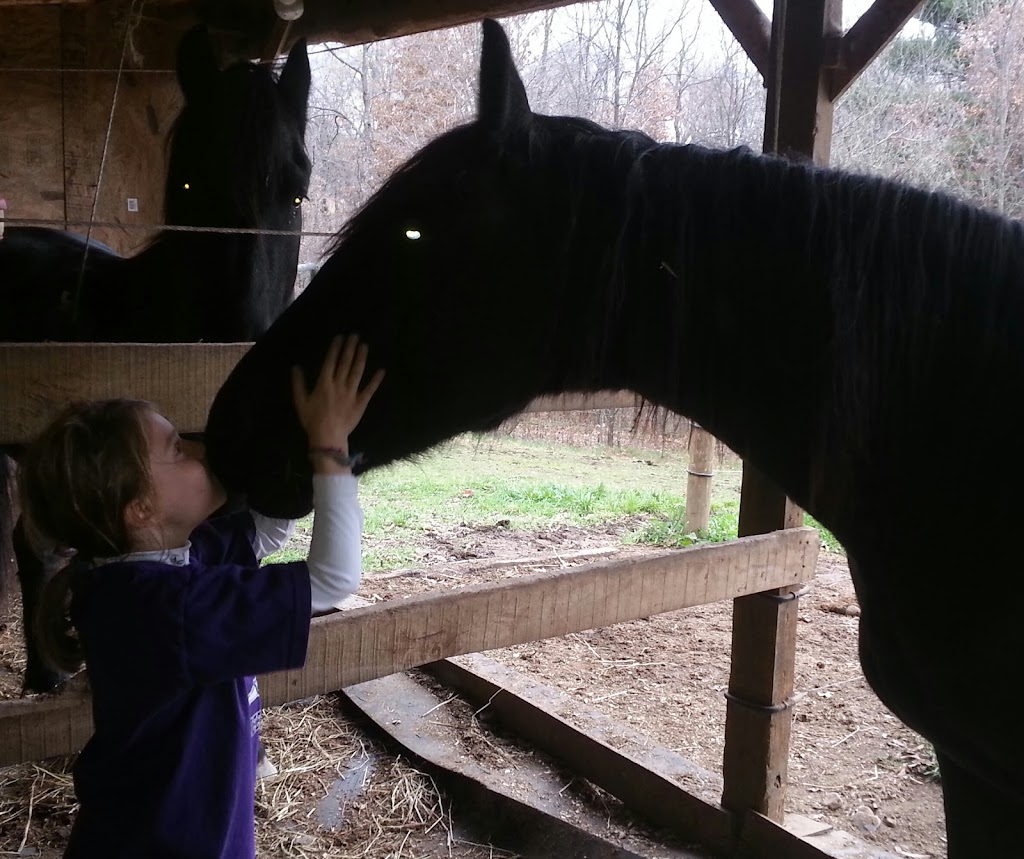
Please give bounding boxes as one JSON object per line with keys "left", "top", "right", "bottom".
{"left": 352, "top": 522, "right": 947, "bottom": 859}
{"left": 0, "top": 414, "right": 947, "bottom": 858}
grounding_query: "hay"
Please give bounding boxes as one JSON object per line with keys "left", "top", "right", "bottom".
{"left": 0, "top": 756, "right": 77, "bottom": 854}
{"left": 0, "top": 694, "right": 512, "bottom": 857}
{"left": 256, "top": 694, "right": 514, "bottom": 857}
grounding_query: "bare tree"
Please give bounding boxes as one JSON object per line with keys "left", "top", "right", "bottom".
{"left": 676, "top": 31, "right": 764, "bottom": 149}
{"left": 956, "top": 0, "right": 1024, "bottom": 215}
{"left": 831, "top": 24, "right": 967, "bottom": 191}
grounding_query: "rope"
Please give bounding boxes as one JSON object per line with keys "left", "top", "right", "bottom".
{"left": 73, "top": 0, "right": 145, "bottom": 321}
{"left": 274, "top": 20, "right": 295, "bottom": 61}
{"left": 5, "top": 216, "right": 336, "bottom": 238}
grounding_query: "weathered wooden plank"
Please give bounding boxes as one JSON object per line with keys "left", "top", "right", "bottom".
{"left": 0, "top": 529, "right": 818, "bottom": 766}
{"left": 0, "top": 676, "right": 91, "bottom": 764}
{"left": 59, "top": 5, "right": 183, "bottom": 254}
{"left": 263, "top": 528, "right": 819, "bottom": 706}
{"left": 283, "top": 0, "right": 596, "bottom": 49}
{"left": 0, "top": 8, "right": 64, "bottom": 222}
{"left": 0, "top": 343, "right": 640, "bottom": 444}
{"left": 0, "top": 343, "right": 252, "bottom": 443}
{"left": 342, "top": 670, "right": 688, "bottom": 859}
{"left": 0, "top": 0, "right": 89, "bottom": 6}
{"left": 426, "top": 653, "right": 736, "bottom": 856}
{"left": 773, "top": 813, "right": 904, "bottom": 859}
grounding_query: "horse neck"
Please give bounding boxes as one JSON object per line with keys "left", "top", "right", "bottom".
{"left": 572, "top": 141, "right": 1024, "bottom": 539}
{"left": 548, "top": 143, "right": 843, "bottom": 518}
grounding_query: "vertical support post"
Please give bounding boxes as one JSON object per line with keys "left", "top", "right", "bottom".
{"left": 721, "top": 0, "right": 841, "bottom": 822}
{"left": 683, "top": 424, "right": 714, "bottom": 535}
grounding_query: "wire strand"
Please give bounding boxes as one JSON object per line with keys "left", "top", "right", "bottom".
{"left": 5, "top": 216, "right": 337, "bottom": 238}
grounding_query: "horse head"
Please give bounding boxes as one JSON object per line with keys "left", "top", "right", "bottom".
{"left": 207, "top": 19, "right": 641, "bottom": 515}
{"left": 167, "top": 26, "right": 312, "bottom": 340}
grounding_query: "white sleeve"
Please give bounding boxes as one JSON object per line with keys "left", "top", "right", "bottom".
{"left": 250, "top": 513, "right": 297, "bottom": 561}
{"left": 308, "top": 473, "right": 364, "bottom": 614}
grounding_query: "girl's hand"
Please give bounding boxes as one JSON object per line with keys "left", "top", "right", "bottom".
{"left": 292, "top": 335, "right": 385, "bottom": 455}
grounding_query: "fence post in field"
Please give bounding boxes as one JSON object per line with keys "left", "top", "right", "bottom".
{"left": 683, "top": 424, "right": 714, "bottom": 535}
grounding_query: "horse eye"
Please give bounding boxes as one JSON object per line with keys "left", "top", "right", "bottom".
{"left": 293, "top": 196, "right": 303, "bottom": 206}
{"left": 405, "top": 229, "right": 422, "bottom": 240}
{"left": 183, "top": 182, "right": 191, "bottom": 191}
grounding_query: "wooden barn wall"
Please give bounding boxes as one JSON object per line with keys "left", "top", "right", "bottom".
{"left": 0, "top": 8, "right": 64, "bottom": 229}
{"left": 0, "top": 2, "right": 191, "bottom": 255}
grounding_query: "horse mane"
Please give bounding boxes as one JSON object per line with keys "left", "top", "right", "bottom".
{"left": 563, "top": 134, "right": 1024, "bottom": 455}
{"left": 327, "top": 108, "right": 1024, "bottom": 465}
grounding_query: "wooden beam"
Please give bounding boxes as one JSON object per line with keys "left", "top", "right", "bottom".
{"left": 0, "top": 528, "right": 818, "bottom": 765}
{"left": 723, "top": 0, "right": 839, "bottom": 824}
{"left": 706, "top": 0, "right": 771, "bottom": 79}
{"left": 0, "top": 0, "right": 89, "bottom": 6}
{"left": 427, "top": 653, "right": 736, "bottom": 856}
{"left": 829, "top": 0, "right": 927, "bottom": 101}
{"left": 736, "top": 811, "right": 837, "bottom": 859}
{"left": 0, "top": 344, "right": 640, "bottom": 445}
{"left": 344, "top": 670, "right": 673, "bottom": 859}
{"left": 761, "top": 0, "right": 841, "bottom": 164}
{"left": 284, "top": 0, "right": 602, "bottom": 49}
{"left": 0, "top": 343, "right": 252, "bottom": 444}
{"left": 267, "top": 527, "right": 819, "bottom": 703}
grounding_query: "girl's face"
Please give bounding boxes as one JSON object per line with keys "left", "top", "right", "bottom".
{"left": 135, "top": 409, "right": 228, "bottom": 548}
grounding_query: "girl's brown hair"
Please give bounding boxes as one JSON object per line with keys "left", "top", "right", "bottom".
{"left": 18, "top": 399, "right": 154, "bottom": 673}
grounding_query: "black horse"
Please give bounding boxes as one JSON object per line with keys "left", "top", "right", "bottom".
{"left": 206, "top": 19, "right": 1021, "bottom": 856}
{"left": 1, "top": 25, "right": 311, "bottom": 693}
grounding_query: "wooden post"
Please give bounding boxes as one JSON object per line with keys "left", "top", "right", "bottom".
{"left": 720, "top": 0, "right": 840, "bottom": 823}
{"left": 683, "top": 424, "right": 714, "bottom": 535}
{"left": 0, "top": 456, "right": 16, "bottom": 613}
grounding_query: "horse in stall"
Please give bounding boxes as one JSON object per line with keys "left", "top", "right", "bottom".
{"left": 0, "top": 24, "right": 311, "bottom": 694}
{"left": 204, "top": 19, "right": 1022, "bottom": 856}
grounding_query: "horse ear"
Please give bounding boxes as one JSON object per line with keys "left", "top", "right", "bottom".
{"left": 478, "top": 19, "right": 531, "bottom": 134}
{"left": 177, "top": 25, "right": 219, "bottom": 104}
{"left": 278, "top": 38, "right": 311, "bottom": 134}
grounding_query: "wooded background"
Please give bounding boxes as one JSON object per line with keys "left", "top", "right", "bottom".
{"left": 293, "top": 0, "right": 1024, "bottom": 273}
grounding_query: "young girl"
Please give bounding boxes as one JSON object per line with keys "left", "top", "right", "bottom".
{"left": 18, "top": 334, "right": 383, "bottom": 858}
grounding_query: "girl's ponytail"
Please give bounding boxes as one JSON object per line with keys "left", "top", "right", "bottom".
{"left": 34, "top": 561, "right": 83, "bottom": 675}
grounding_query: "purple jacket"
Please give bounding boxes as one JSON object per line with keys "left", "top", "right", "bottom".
{"left": 66, "top": 512, "right": 311, "bottom": 858}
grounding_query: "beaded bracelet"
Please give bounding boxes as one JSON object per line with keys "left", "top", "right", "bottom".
{"left": 309, "top": 448, "right": 365, "bottom": 469}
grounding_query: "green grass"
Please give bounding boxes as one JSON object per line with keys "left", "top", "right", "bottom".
{"left": 263, "top": 433, "right": 842, "bottom": 570}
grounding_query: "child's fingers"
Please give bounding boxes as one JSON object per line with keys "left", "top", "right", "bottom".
{"left": 358, "top": 368, "right": 386, "bottom": 405}
{"left": 319, "top": 335, "right": 344, "bottom": 388}
{"left": 347, "top": 342, "right": 370, "bottom": 389}
{"left": 334, "top": 335, "right": 359, "bottom": 384}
